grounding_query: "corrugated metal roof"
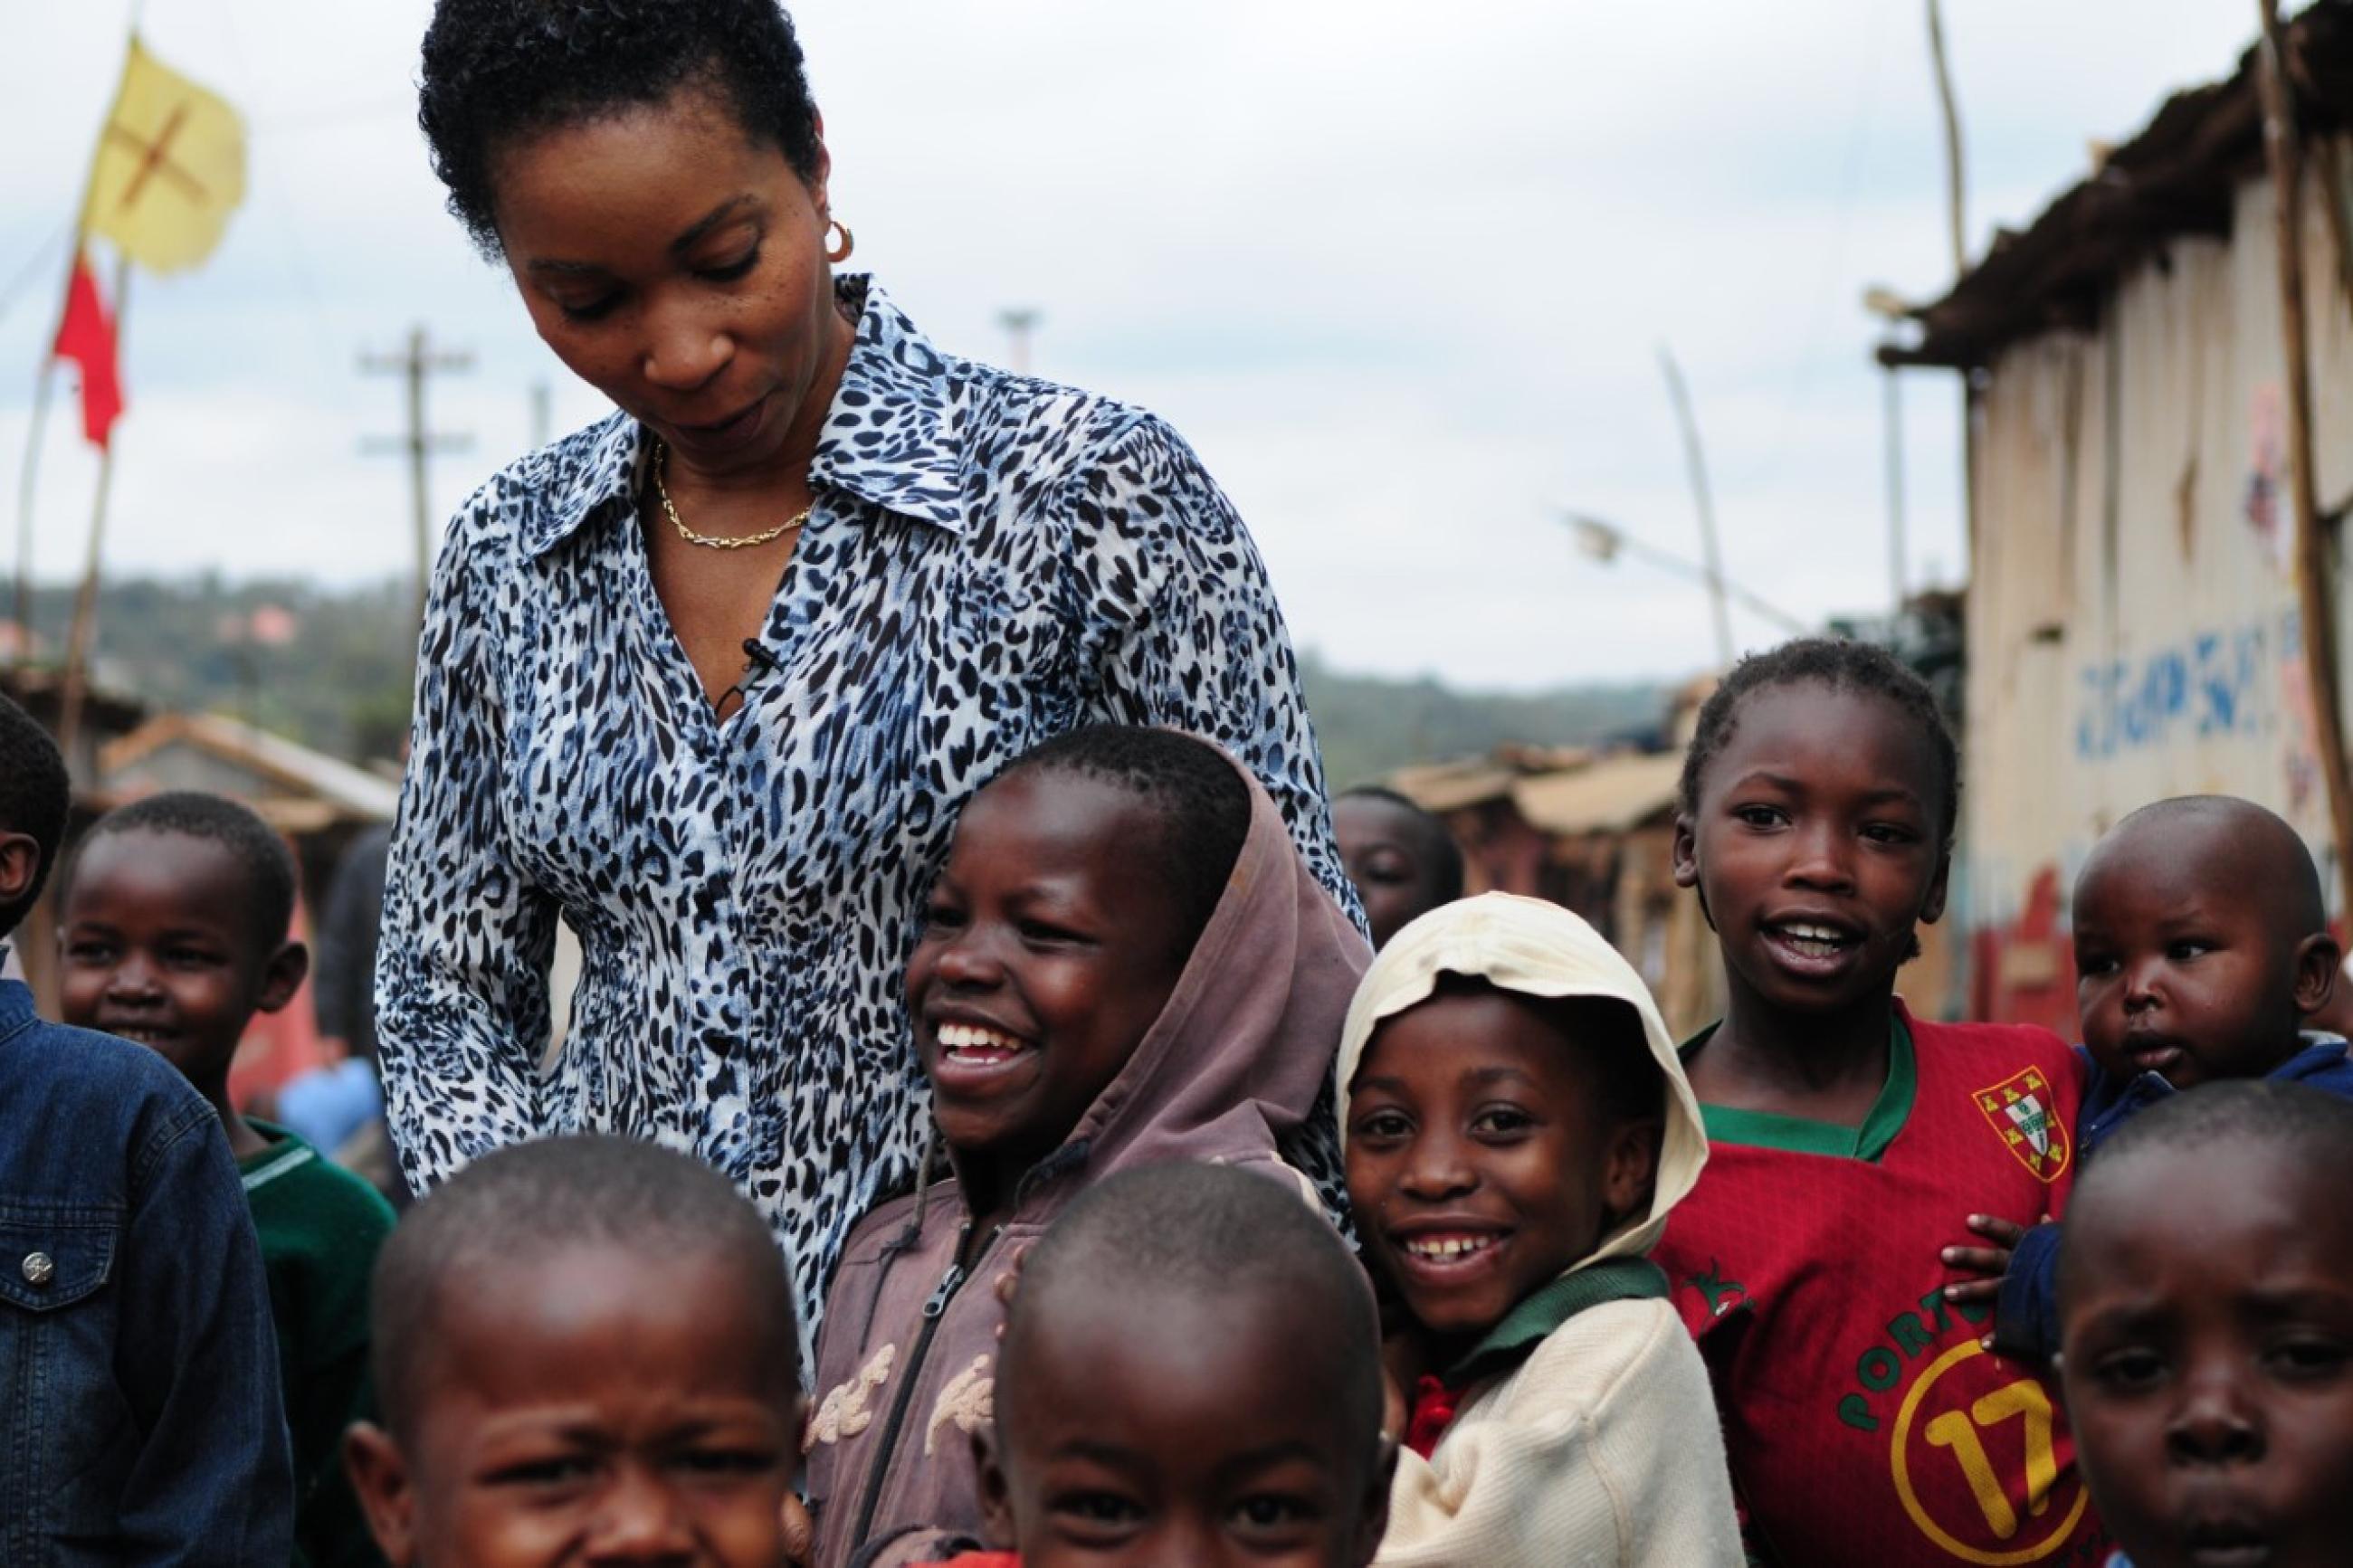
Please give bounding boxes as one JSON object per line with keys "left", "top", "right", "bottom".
{"left": 1886, "top": 0, "right": 2353, "bottom": 370}
{"left": 1386, "top": 746, "right": 1598, "bottom": 814}
{"left": 100, "top": 713, "right": 400, "bottom": 822}
{"left": 1386, "top": 760, "right": 1522, "bottom": 814}
{"left": 1510, "top": 752, "right": 1685, "bottom": 837}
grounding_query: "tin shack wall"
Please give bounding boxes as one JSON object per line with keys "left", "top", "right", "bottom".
{"left": 1964, "top": 147, "right": 2353, "bottom": 1033}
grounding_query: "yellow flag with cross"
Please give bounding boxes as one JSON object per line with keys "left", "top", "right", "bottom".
{"left": 80, "top": 38, "right": 246, "bottom": 275}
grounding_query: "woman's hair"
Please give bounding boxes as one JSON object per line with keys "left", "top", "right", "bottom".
{"left": 1676, "top": 637, "right": 1960, "bottom": 851}
{"left": 417, "top": 0, "right": 824, "bottom": 259}
{"left": 997, "top": 726, "right": 1252, "bottom": 962}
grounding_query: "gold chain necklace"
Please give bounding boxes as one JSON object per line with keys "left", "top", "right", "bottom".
{"left": 653, "top": 442, "right": 811, "bottom": 551}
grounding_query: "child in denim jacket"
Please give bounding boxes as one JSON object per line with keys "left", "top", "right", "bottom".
{"left": 0, "top": 694, "right": 291, "bottom": 1560}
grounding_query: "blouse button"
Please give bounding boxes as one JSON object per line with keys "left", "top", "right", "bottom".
{"left": 21, "top": 1251, "right": 53, "bottom": 1287}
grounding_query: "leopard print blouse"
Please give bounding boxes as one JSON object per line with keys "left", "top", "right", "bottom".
{"left": 376, "top": 276, "right": 1357, "bottom": 1343}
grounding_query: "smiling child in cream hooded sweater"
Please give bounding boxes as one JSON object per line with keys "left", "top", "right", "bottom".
{"left": 1338, "top": 893, "right": 1740, "bottom": 1567}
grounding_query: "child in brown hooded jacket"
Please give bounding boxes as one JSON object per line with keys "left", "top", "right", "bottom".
{"left": 803, "top": 725, "right": 1370, "bottom": 1567}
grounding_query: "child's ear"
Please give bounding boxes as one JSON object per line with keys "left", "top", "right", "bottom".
{"left": 1603, "top": 1116, "right": 1666, "bottom": 1224}
{"left": 343, "top": 1421, "right": 419, "bottom": 1566}
{"left": 1919, "top": 851, "right": 1952, "bottom": 927}
{"left": 1353, "top": 1435, "right": 1398, "bottom": 1568}
{"left": 255, "top": 939, "right": 310, "bottom": 1015}
{"left": 2294, "top": 932, "right": 2342, "bottom": 1018}
{"left": 1671, "top": 815, "right": 1718, "bottom": 932}
{"left": 1670, "top": 814, "right": 1699, "bottom": 890}
{"left": 972, "top": 1426, "right": 1018, "bottom": 1550}
{"left": 0, "top": 831, "right": 41, "bottom": 913}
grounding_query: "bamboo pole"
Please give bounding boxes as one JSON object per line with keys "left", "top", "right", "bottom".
{"left": 1926, "top": 0, "right": 1968, "bottom": 276}
{"left": 55, "top": 253, "right": 129, "bottom": 771}
{"left": 2313, "top": 134, "right": 2353, "bottom": 320}
{"left": 17, "top": 31, "right": 124, "bottom": 671}
{"left": 2254, "top": 0, "right": 2353, "bottom": 926}
{"left": 1884, "top": 366, "right": 1909, "bottom": 610}
{"left": 1657, "top": 346, "right": 1736, "bottom": 670}
{"left": 12, "top": 361, "right": 56, "bottom": 660}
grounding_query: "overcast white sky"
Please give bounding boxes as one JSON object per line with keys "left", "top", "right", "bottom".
{"left": 0, "top": 0, "right": 2262, "bottom": 689}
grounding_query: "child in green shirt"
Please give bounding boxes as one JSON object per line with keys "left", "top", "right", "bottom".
{"left": 59, "top": 791, "right": 395, "bottom": 1568}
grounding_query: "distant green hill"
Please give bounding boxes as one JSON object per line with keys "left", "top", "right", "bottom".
{"left": 10, "top": 576, "right": 1669, "bottom": 778}
{"left": 14, "top": 575, "right": 418, "bottom": 765}
{"left": 1299, "top": 651, "right": 1668, "bottom": 788}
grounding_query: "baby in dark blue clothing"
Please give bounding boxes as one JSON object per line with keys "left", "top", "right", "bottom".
{"left": 1947, "top": 795, "right": 2353, "bottom": 1361}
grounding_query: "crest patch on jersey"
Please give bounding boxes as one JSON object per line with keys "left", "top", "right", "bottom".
{"left": 1974, "top": 1066, "right": 2072, "bottom": 1183}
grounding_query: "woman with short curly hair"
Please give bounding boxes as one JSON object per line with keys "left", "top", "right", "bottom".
{"left": 379, "top": 0, "right": 1359, "bottom": 1354}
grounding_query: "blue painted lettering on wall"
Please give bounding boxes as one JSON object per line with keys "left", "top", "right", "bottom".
{"left": 2075, "top": 611, "right": 2299, "bottom": 759}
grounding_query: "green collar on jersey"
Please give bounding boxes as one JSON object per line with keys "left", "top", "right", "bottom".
{"left": 1680, "top": 1015, "right": 1916, "bottom": 1162}
{"left": 1443, "top": 1256, "right": 1670, "bottom": 1385}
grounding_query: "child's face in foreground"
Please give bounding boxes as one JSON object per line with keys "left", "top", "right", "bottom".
{"left": 1673, "top": 682, "right": 1948, "bottom": 1016}
{"left": 2061, "top": 1141, "right": 2353, "bottom": 1568}
{"left": 57, "top": 829, "right": 302, "bottom": 1086}
{"left": 2073, "top": 824, "right": 2333, "bottom": 1091}
{"left": 1346, "top": 989, "right": 1660, "bottom": 1339}
{"left": 908, "top": 770, "right": 1194, "bottom": 1173}
{"left": 1333, "top": 796, "right": 1447, "bottom": 950}
{"left": 981, "top": 1285, "right": 1390, "bottom": 1567}
{"left": 345, "top": 1243, "right": 800, "bottom": 1568}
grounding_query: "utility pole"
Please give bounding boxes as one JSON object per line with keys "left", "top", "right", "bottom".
{"left": 1865, "top": 286, "right": 1913, "bottom": 614}
{"left": 998, "top": 308, "right": 1042, "bottom": 375}
{"left": 1656, "top": 346, "right": 1736, "bottom": 670}
{"left": 531, "top": 381, "right": 552, "bottom": 449}
{"left": 361, "top": 325, "right": 472, "bottom": 632}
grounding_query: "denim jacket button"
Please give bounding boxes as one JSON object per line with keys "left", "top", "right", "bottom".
{"left": 20, "top": 1250, "right": 52, "bottom": 1287}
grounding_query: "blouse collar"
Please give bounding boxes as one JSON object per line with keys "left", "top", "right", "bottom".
{"left": 528, "top": 275, "right": 966, "bottom": 558}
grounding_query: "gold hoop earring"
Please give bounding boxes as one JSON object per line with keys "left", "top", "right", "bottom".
{"left": 825, "top": 218, "right": 854, "bottom": 264}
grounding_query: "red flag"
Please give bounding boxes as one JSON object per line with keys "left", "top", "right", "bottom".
{"left": 52, "top": 252, "right": 124, "bottom": 449}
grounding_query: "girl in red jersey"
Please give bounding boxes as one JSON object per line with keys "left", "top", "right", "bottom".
{"left": 1651, "top": 639, "right": 2109, "bottom": 1568}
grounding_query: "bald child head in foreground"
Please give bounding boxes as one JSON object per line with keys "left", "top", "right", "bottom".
{"left": 346, "top": 1136, "right": 805, "bottom": 1567}
{"left": 2059, "top": 1082, "right": 2353, "bottom": 1568}
{"left": 978, "top": 1162, "right": 1394, "bottom": 1567}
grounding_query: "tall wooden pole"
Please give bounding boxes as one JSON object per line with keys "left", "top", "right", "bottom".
{"left": 13, "top": 361, "right": 57, "bottom": 660}
{"left": 56, "top": 255, "right": 130, "bottom": 770}
{"left": 1927, "top": 0, "right": 1968, "bottom": 275}
{"left": 17, "top": 22, "right": 127, "bottom": 672}
{"left": 1658, "top": 346, "right": 1736, "bottom": 670}
{"left": 2255, "top": 0, "right": 2353, "bottom": 925}
{"left": 1884, "top": 366, "right": 1909, "bottom": 610}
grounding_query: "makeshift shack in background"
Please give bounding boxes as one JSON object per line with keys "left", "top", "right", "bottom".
{"left": 1388, "top": 738, "right": 1723, "bottom": 1035}
{"left": 1888, "top": 0, "right": 2353, "bottom": 1034}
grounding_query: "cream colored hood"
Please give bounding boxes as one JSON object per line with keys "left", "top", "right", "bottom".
{"left": 1335, "top": 892, "right": 1707, "bottom": 1269}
